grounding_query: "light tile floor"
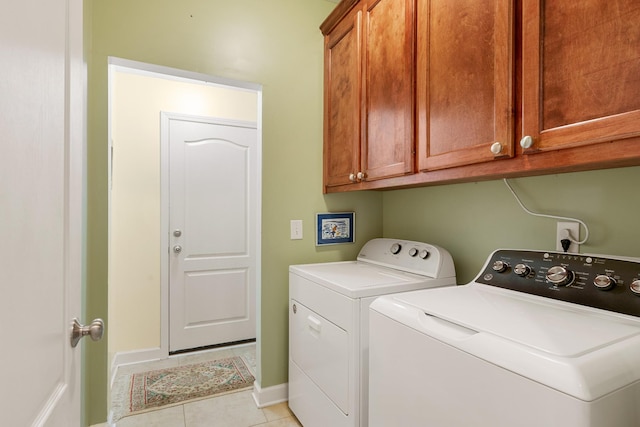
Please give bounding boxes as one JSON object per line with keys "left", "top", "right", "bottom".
{"left": 110, "top": 343, "right": 302, "bottom": 427}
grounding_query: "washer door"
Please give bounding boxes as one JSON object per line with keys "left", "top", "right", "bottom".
{"left": 290, "top": 299, "right": 349, "bottom": 413}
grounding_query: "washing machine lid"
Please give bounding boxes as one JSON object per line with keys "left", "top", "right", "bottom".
{"left": 394, "top": 283, "right": 640, "bottom": 357}
{"left": 289, "top": 261, "right": 454, "bottom": 298}
{"left": 374, "top": 283, "right": 640, "bottom": 401}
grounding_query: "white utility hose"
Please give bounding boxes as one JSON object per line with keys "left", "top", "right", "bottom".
{"left": 503, "top": 178, "right": 589, "bottom": 245}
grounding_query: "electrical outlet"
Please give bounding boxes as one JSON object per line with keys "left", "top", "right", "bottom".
{"left": 290, "top": 220, "right": 303, "bottom": 240}
{"left": 556, "top": 221, "right": 580, "bottom": 253}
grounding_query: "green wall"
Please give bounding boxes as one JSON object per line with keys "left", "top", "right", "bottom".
{"left": 84, "top": 1, "right": 640, "bottom": 424}
{"left": 85, "top": 0, "right": 382, "bottom": 424}
{"left": 383, "top": 166, "right": 640, "bottom": 284}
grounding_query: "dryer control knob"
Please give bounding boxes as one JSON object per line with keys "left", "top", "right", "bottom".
{"left": 546, "top": 265, "right": 575, "bottom": 286}
{"left": 492, "top": 260, "right": 510, "bottom": 273}
{"left": 419, "top": 249, "right": 430, "bottom": 259}
{"left": 594, "top": 274, "right": 616, "bottom": 291}
{"left": 514, "top": 264, "right": 532, "bottom": 277}
{"left": 409, "top": 248, "right": 418, "bottom": 257}
{"left": 630, "top": 279, "right": 640, "bottom": 296}
{"left": 390, "top": 243, "right": 402, "bottom": 254}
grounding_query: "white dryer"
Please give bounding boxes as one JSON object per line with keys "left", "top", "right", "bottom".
{"left": 288, "top": 238, "right": 456, "bottom": 427}
{"left": 369, "top": 249, "right": 640, "bottom": 427}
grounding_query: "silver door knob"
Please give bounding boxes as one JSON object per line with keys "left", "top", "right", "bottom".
{"left": 173, "top": 245, "right": 182, "bottom": 254}
{"left": 70, "top": 318, "right": 104, "bottom": 348}
{"left": 173, "top": 229, "right": 182, "bottom": 237}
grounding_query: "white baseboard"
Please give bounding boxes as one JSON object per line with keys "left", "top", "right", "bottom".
{"left": 251, "top": 381, "right": 288, "bottom": 408}
{"left": 110, "top": 347, "right": 165, "bottom": 387}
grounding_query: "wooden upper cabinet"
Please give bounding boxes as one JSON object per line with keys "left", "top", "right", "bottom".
{"left": 323, "top": 6, "right": 362, "bottom": 188}
{"left": 521, "top": 0, "right": 640, "bottom": 153}
{"left": 361, "top": 0, "right": 415, "bottom": 181}
{"left": 417, "top": 0, "right": 515, "bottom": 171}
{"left": 322, "top": 0, "right": 415, "bottom": 191}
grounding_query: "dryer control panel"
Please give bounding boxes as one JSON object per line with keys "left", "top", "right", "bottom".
{"left": 356, "top": 238, "right": 456, "bottom": 279}
{"left": 476, "top": 250, "right": 640, "bottom": 317}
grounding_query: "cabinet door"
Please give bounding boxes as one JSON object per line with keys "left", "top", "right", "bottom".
{"left": 323, "top": 8, "right": 362, "bottom": 189}
{"left": 362, "top": 0, "right": 415, "bottom": 181}
{"left": 417, "top": 0, "right": 514, "bottom": 171}
{"left": 521, "top": 0, "right": 640, "bottom": 153}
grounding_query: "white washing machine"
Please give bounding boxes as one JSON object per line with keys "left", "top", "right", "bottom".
{"left": 369, "top": 249, "right": 640, "bottom": 427}
{"left": 288, "top": 238, "right": 456, "bottom": 427}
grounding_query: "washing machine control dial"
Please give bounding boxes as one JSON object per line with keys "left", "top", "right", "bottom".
{"left": 492, "top": 260, "right": 510, "bottom": 273}
{"left": 593, "top": 274, "right": 617, "bottom": 291}
{"left": 630, "top": 279, "right": 640, "bottom": 296}
{"left": 390, "top": 243, "right": 402, "bottom": 254}
{"left": 514, "top": 264, "right": 532, "bottom": 277}
{"left": 419, "top": 249, "right": 430, "bottom": 259}
{"left": 546, "top": 265, "right": 575, "bottom": 286}
{"left": 409, "top": 248, "right": 418, "bottom": 257}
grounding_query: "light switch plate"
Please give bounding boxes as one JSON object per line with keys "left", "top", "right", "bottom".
{"left": 290, "top": 220, "right": 303, "bottom": 240}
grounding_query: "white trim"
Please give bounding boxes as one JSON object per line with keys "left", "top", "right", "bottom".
{"left": 108, "top": 57, "right": 261, "bottom": 92}
{"left": 159, "top": 111, "right": 170, "bottom": 356}
{"left": 251, "top": 382, "right": 289, "bottom": 409}
{"left": 109, "top": 347, "right": 165, "bottom": 388}
{"left": 254, "top": 89, "right": 263, "bottom": 386}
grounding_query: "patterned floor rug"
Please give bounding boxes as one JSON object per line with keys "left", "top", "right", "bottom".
{"left": 120, "top": 356, "right": 254, "bottom": 419}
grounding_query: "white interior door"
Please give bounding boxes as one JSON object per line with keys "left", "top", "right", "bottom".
{"left": 164, "top": 113, "right": 259, "bottom": 352}
{"left": 0, "top": 0, "right": 84, "bottom": 425}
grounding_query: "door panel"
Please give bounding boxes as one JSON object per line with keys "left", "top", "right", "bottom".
{"left": 521, "top": 0, "right": 640, "bottom": 152}
{"left": 1, "top": 0, "right": 83, "bottom": 424}
{"left": 184, "top": 269, "right": 248, "bottom": 324}
{"left": 363, "top": 0, "right": 415, "bottom": 181}
{"left": 323, "top": 7, "right": 362, "bottom": 188}
{"left": 166, "top": 114, "right": 258, "bottom": 352}
{"left": 418, "top": 0, "right": 514, "bottom": 170}
{"left": 290, "top": 300, "right": 349, "bottom": 414}
{"left": 184, "top": 139, "right": 248, "bottom": 255}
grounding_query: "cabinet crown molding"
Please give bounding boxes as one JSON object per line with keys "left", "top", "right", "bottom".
{"left": 320, "top": 0, "right": 359, "bottom": 35}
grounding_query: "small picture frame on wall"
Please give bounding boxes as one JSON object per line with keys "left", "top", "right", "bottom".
{"left": 316, "top": 212, "right": 355, "bottom": 246}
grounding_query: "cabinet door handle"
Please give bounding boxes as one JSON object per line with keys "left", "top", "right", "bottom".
{"left": 349, "top": 173, "right": 356, "bottom": 182}
{"left": 520, "top": 135, "right": 534, "bottom": 149}
{"left": 356, "top": 171, "right": 365, "bottom": 180}
{"left": 490, "top": 142, "right": 503, "bottom": 155}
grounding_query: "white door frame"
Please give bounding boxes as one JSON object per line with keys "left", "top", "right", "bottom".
{"left": 107, "top": 58, "right": 262, "bottom": 378}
